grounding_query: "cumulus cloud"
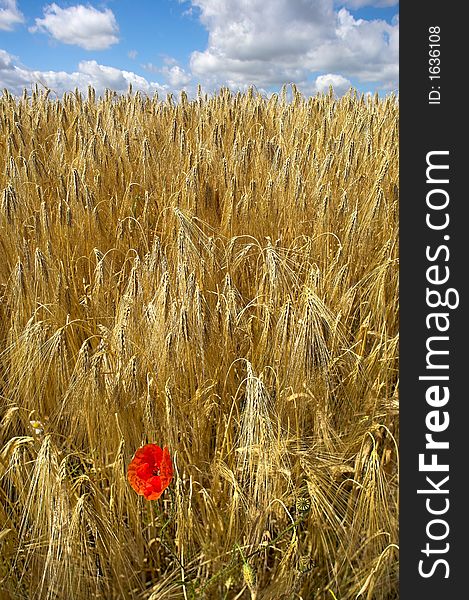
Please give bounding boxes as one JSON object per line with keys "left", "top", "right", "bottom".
{"left": 313, "top": 73, "right": 352, "bottom": 94}
{"left": 1, "top": 0, "right": 398, "bottom": 97}
{"left": 142, "top": 62, "right": 159, "bottom": 74}
{"left": 143, "top": 60, "right": 192, "bottom": 87}
{"left": 162, "top": 65, "right": 191, "bottom": 87}
{"left": 337, "top": 1, "right": 398, "bottom": 8}
{"left": 0, "top": 0, "right": 24, "bottom": 30}
{"left": 0, "top": 49, "right": 168, "bottom": 96}
{"left": 306, "top": 8, "right": 398, "bottom": 87}
{"left": 0, "top": 48, "right": 15, "bottom": 68}
{"left": 30, "top": 3, "right": 119, "bottom": 50}
{"left": 162, "top": 55, "right": 179, "bottom": 67}
{"left": 189, "top": 0, "right": 398, "bottom": 92}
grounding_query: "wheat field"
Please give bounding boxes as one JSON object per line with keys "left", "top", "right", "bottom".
{"left": 0, "top": 85, "right": 399, "bottom": 599}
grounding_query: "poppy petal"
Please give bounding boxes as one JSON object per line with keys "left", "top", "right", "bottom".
{"left": 127, "top": 443, "right": 173, "bottom": 501}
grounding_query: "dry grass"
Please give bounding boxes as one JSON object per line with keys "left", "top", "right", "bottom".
{"left": 0, "top": 85, "right": 398, "bottom": 599}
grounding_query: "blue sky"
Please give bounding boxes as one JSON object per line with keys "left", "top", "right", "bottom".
{"left": 0, "top": 1, "right": 398, "bottom": 96}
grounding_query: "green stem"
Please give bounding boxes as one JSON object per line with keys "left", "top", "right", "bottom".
{"left": 152, "top": 488, "right": 183, "bottom": 570}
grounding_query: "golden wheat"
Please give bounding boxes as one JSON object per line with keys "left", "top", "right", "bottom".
{"left": 0, "top": 85, "right": 398, "bottom": 599}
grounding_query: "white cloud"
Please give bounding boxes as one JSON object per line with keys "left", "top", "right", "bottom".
{"left": 337, "top": 1, "right": 398, "bottom": 8}
{"left": 0, "top": 0, "right": 24, "bottom": 30}
{"left": 314, "top": 73, "right": 351, "bottom": 94}
{"left": 162, "top": 55, "right": 179, "bottom": 67}
{"left": 189, "top": 0, "right": 398, "bottom": 92}
{"left": 306, "top": 8, "right": 398, "bottom": 88}
{"left": 0, "top": 48, "right": 15, "bottom": 68}
{"left": 142, "top": 62, "right": 159, "bottom": 74}
{"left": 0, "top": 49, "right": 168, "bottom": 96}
{"left": 1, "top": 0, "right": 398, "bottom": 97}
{"left": 143, "top": 61, "right": 192, "bottom": 87}
{"left": 161, "top": 65, "right": 192, "bottom": 87}
{"left": 30, "top": 3, "right": 119, "bottom": 50}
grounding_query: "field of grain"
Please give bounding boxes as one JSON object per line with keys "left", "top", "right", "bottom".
{"left": 0, "top": 85, "right": 399, "bottom": 599}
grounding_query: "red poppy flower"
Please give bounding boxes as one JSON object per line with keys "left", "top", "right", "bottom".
{"left": 127, "top": 444, "right": 173, "bottom": 500}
